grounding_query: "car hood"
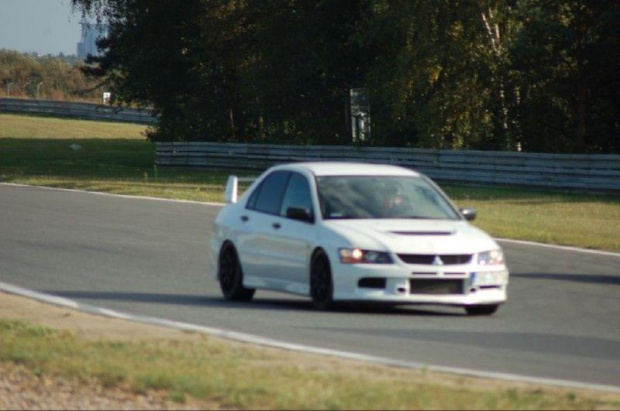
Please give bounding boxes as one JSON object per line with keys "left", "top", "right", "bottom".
{"left": 322, "top": 219, "right": 499, "bottom": 255}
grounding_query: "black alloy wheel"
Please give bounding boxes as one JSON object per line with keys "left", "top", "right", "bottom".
{"left": 465, "top": 304, "right": 499, "bottom": 316}
{"left": 218, "top": 244, "right": 255, "bottom": 302}
{"left": 310, "top": 251, "right": 334, "bottom": 310}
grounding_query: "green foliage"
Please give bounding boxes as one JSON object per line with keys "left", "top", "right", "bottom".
{"left": 70, "top": 0, "right": 619, "bottom": 152}
{"left": 0, "top": 50, "right": 101, "bottom": 101}
{"left": 510, "top": 0, "right": 620, "bottom": 153}
{"left": 359, "top": 1, "right": 515, "bottom": 149}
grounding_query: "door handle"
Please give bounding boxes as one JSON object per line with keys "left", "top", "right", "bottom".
{"left": 272, "top": 222, "right": 281, "bottom": 229}
{"left": 240, "top": 215, "right": 249, "bottom": 222}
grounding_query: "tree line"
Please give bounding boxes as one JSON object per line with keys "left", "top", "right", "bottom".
{"left": 72, "top": 0, "right": 619, "bottom": 153}
{"left": 0, "top": 50, "right": 101, "bottom": 101}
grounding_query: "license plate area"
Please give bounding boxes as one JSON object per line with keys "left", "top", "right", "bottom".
{"left": 409, "top": 279, "right": 464, "bottom": 295}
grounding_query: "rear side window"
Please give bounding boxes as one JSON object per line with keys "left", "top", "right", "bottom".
{"left": 247, "top": 171, "right": 291, "bottom": 215}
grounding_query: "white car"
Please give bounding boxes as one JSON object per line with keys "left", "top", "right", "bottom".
{"left": 210, "top": 162, "right": 509, "bottom": 315}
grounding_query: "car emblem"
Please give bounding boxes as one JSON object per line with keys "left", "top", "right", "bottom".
{"left": 432, "top": 256, "right": 444, "bottom": 266}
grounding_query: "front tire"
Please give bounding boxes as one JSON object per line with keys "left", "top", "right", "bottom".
{"left": 310, "top": 251, "right": 334, "bottom": 310}
{"left": 218, "top": 244, "right": 255, "bottom": 302}
{"left": 465, "top": 304, "right": 499, "bottom": 316}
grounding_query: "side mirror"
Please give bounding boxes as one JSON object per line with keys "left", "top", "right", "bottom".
{"left": 460, "top": 208, "right": 477, "bottom": 221}
{"left": 286, "top": 207, "right": 314, "bottom": 223}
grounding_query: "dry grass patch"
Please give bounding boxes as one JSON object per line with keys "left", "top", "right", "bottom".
{"left": 0, "top": 113, "right": 148, "bottom": 139}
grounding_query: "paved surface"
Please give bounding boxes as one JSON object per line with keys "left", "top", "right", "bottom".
{"left": 1, "top": 184, "right": 619, "bottom": 388}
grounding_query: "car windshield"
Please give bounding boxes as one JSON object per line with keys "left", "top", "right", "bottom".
{"left": 316, "top": 176, "right": 460, "bottom": 220}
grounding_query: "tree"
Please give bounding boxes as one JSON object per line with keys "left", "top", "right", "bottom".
{"left": 71, "top": 0, "right": 618, "bottom": 152}
{"left": 358, "top": 0, "right": 523, "bottom": 150}
{"left": 0, "top": 49, "right": 99, "bottom": 100}
{"left": 510, "top": 0, "right": 620, "bottom": 152}
{"left": 73, "top": 0, "right": 369, "bottom": 143}
{"left": 236, "top": 1, "right": 368, "bottom": 144}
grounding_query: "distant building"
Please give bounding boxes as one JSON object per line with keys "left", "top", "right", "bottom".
{"left": 77, "top": 22, "right": 108, "bottom": 58}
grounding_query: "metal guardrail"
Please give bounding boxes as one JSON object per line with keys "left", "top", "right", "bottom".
{"left": 0, "top": 97, "right": 158, "bottom": 125}
{"left": 156, "top": 142, "right": 620, "bottom": 192}
{"left": 2, "top": 97, "right": 616, "bottom": 191}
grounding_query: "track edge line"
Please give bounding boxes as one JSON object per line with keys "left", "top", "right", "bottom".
{"left": 0, "top": 281, "right": 618, "bottom": 394}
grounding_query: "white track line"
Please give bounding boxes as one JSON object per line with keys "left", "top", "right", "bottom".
{"left": 0, "top": 281, "right": 618, "bottom": 394}
{"left": 497, "top": 238, "right": 620, "bottom": 258}
{"left": 3, "top": 182, "right": 619, "bottom": 257}
{"left": 0, "top": 182, "right": 224, "bottom": 207}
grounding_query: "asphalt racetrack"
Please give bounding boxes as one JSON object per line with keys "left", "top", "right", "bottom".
{"left": 1, "top": 184, "right": 619, "bottom": 389}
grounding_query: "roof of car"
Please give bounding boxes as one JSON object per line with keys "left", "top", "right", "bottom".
{"left": 274, "top": 162, "right": 421, "bottom": 177}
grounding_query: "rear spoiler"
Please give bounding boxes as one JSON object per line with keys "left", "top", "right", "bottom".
{"left": 224, "top": 175, "right": 256, "bottom": 204}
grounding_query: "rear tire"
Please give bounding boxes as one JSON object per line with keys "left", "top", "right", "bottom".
{"left": 310, "top": 251, "right": 334, "bottom": 310}
{"left": 465, "top": 304, "right": 499, "bottom": 316}
{"left": 218, "top": 243, "right": 255, "bottom": 302}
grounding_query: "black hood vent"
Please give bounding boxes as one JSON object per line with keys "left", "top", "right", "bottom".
{"left": 391, "top": 231, "right": 455, "bottom": 236}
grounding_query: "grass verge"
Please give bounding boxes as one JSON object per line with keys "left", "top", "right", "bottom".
{"left": 1, "top": 316, "right": 618, "bottom": 410}
{"left": 445, "top": 184, "right": 620, "bottom": 252}
{"left": 1, "top": 113, "right": 619, "bottom": 252}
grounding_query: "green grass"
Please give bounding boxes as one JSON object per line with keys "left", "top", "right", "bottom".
{"left": 1, "top": 319, "right": 617, "bottom": 410}
{"left": 0, "top": 114, "right": 244, "bottom": 203}
{"left": 0, "top": 136, "right": 233, "bottom": 202}
{"left": 445, "top": 185, "right": 620, "bottom": 252}
{"left": 1, "top": 113, "right": 619, "bottom": 251}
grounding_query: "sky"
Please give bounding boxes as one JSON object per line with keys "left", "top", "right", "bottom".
{"left": 0, "top": 0, "right": 83, "bottom": 55}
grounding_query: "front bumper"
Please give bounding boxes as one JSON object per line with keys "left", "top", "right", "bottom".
{"left": 331, "top": 262, "right": 508, "bottom": 306}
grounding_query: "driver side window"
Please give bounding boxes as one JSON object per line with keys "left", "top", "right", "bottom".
{"left": 279, "top": 173, "right": 313, "bottom": 219}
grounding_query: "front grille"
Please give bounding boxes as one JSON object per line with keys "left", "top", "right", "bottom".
{"left": 398, "top": 254, "right": 473, "bottom": 265}
{"left": 409, "top": 279, "right": 465, "bottom": 295}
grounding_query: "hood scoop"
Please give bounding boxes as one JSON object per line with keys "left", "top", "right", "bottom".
{"left": 391, "top": 230, "right": 455, "bottom": 236}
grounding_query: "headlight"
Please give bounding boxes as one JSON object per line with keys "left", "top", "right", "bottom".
{"left": 339, "top": 248, "right": 393, "bottom": 264}
{"left": 477, "top": 250, "right": 505, "bottom": 266}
